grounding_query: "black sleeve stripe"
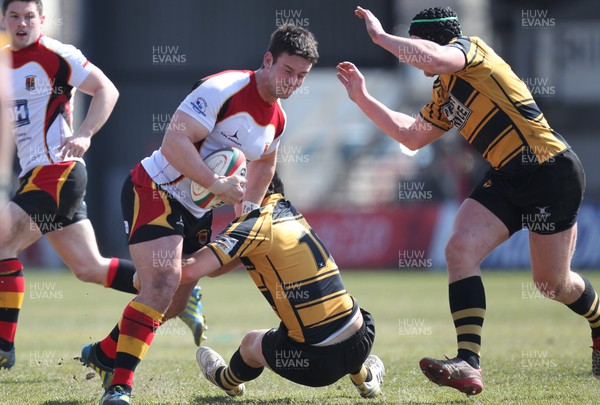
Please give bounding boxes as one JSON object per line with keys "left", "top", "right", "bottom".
{"left": 191, "top": 79, "right": 205, "bottom": 91}
{"left": 515, "top": 102, "right": 544, "bottom": 122}
{"left": 419, "top": 112, "right": 451, "bottom": 131}
{"left": 468, "top": 60, "right": 484, "bottom": 70}
{"left": 206, "top": 245, "right": 224, "bottom": 266}
{"left": 216, "top": 95, "right": 232, "bottom": 122}
{"left": 514, "top": 98, "right": 534, "bottom": 106}
{"left": 467, "top": 40, "right": 479, "bottom": 66}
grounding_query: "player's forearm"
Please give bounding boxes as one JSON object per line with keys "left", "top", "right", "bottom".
{"left": 161, "top": 131, "right": 219, "bottom": 188}
{"left": 353, "top": 92, "right": 417, "bottom": 147}
{"left": 76, "top": 84, "right": 119, "bottom": 138}
{"left": 244, "top": 153, "right": 276, "bottom": 204}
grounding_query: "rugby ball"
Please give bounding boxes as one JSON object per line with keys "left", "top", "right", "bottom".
{"left": 190, "top": 147, "right": 247, "bottom": 209}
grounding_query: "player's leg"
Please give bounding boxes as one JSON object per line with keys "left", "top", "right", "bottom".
{"left": 42, "top": 161, "right": 137, "bottom": 293}
{"left": 83, "top": 277, "right": 203, "bottom": 391}
{"left": 2, "top": 163, "right": 94, "bottom": 368}
{"left": 526, "top": 148, "right": 600, "bottom": 378}
{"left": 529, "top": 225, "right": 582, "bottom": 302}
{"left": 45, "top": 219, "right": 137, "bottom": 293}
{"left": 107, "top": 236, "right": 181, "bottom": 391}
{"left": 530, "top": 225, "right": 600, "bottom": 379}
{"left": 196, "top": 330, "right": 270, "bottom": 397}
{"left": 346, "top": 309, "right": 383, "bottom": 398}
{"left": 0, "top": 202, "right": 43, "bottom": 368}
{"left": 98, "top": 167, "right": 185, "bottom": 402}
{"left": 420, "top": 197, "right": 510, "bottom": 395}
{"left": 350, "top": 355, "right": 385, "bottom": 398}
{"left": 445, "top": 198, "right": 508, "bottom": 360}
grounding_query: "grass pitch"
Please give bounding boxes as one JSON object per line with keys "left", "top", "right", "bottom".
{"left": 2, "top": 269, "right": 600, "bottom": 404}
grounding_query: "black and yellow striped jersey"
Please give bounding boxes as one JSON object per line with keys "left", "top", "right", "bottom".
{"left": 207, "top": 193, "right": 358, "bottom": 344}
{"left": 420, "top": 36, "right": 568, "bottom": 174}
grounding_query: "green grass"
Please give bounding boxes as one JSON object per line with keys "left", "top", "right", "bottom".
{"left": 2, "top": 270, "right": 600, "bottom": 404}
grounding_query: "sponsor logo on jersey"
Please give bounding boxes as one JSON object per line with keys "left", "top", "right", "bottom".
{"left": 442, "top": 93, "right": 472, "bottom": 129}
{"left": 25, "top": 75, "right": 36, "bottom": 91}
{"left": 190, "top": 97, "right": 208, "bottom": 117}
{"left": 220, "top": 130, "right": 242, "bottom": 146}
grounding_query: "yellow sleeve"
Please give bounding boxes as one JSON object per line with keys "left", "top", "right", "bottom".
{"left": 448, "top": 36, "right": 493, "bottom": 80}
{"left": 207, "top": 208, "right": 272, "bottom": 265}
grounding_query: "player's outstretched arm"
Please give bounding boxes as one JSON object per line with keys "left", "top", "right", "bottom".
{"left": 60, "top": 66, "right": 119, "bottom": 158}
{"left": 132, "top": 247, "right": 240, "bottom": 290}
{"left": 337, "top": 61, "right": 445, "bottom": 151}
{"left": 180, "top": 247, "right": 242, "bottom": 283}
{"left": 354, "top": 6, "right": 464, "bottom": 74}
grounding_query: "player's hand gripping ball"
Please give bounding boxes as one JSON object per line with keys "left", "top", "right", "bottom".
{"left": 190, "top": 147, "right": 247, "bottom": 209}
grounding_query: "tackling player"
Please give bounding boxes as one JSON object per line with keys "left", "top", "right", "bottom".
{"left": 185, "top": 172, "right": 384, "bottom": 399}
{"left": 337, "top": 5, "right": 600, "bottom": 395}
{"left": 81, "top": 24, "right": 319, "bottom": 404}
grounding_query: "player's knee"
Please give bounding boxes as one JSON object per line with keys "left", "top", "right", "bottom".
{"left": 154, "top": 269, "right": 181, "bottom": 292}
{"left": 70, "top": 262, "right": 105, "bottom": 284}
{"left": 239, "top": 330, "right": 264, "bottom": 367}
{"left": 240, "top": 330, "right": 261, "bottom": 350}
{"left": 445, "top": 232, "right": 476, "bottom": 268}
{"left": 532, "top": 275, "right": 562, "bottom": 300}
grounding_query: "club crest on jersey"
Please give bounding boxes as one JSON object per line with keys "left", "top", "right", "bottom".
{"left": 25, "top": 75, "right": 36, "bottom": 91}
{"left": 442, "top": 93, "right": 471, "bottom": 129}
{"left": 190, "top": 97, "right": 208, "bottom": 117}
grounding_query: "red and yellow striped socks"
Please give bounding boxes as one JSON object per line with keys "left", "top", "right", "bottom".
{"left": 0, "top": 259, "right": 24, "bottom": 352}
{"left": 111, "top": 301, "right": 163, "bottom": 388}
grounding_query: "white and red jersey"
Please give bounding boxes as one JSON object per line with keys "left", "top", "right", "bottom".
{"left": 142, "top": 70, "right": 287, "bottom": 217}
{"left": 10, "top": 35, "right": 93, "bottom": 177}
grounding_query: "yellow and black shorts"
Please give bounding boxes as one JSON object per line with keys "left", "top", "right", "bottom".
{"left": 12, "top": 161, "right": 88, "bottom": 234}
{"left": 469, "top": 149, "right": 585, "bottom": 235}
